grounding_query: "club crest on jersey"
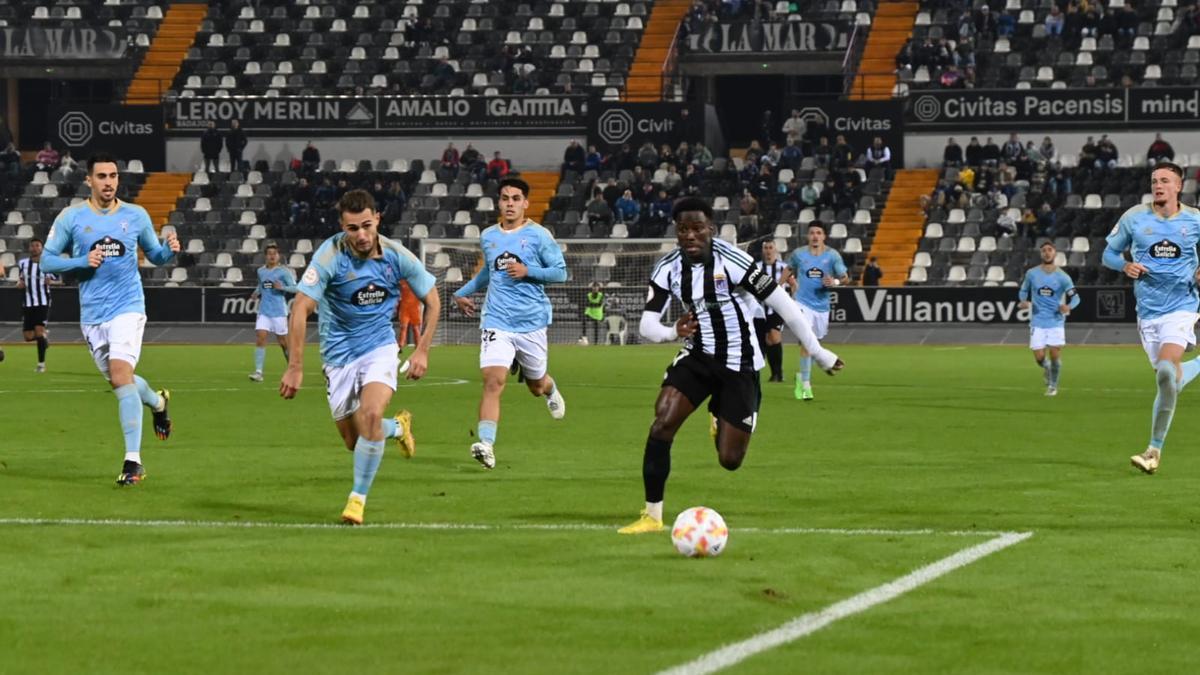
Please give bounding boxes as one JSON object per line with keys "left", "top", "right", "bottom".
{"left": 382, "top": 265, "right": 396, "bottom": 283}
{"left": 352, "top": 282, "right": 387, "bottom": 306}
{"left": 90, "top": 236, "right": 126, "bottom": 258}
{"left": 120, "top": 220, "right": 129, "bottom": 232}
{"left": 806, "top": 267, "right": 824, "bottom": 279}
{"left": 495, "top": 251, "right": 522, "bottom": 270}
{"left": 302, "top": 267, "right": 319, "bottom": 285}
{"left": 713, "top": 272, "right": 727, "bottom": 293}
{"left": 1150, "top": 239, "right": 1181, "bottom": 258}
{"left": 1038, "top": 286, "right": 1055, "bottom": 297}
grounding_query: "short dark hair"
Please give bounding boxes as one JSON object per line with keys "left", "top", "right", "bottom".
{"left": 264, "top": 242, "right": 279, "bottom": 252}
{"left": 1039, "top": 239, "right": 1055, "bottom": 249}
{"left": 671, "top": 196, "right": 712, "bottom": 222}
{"left": 337, "top": 189, "right": 376, "bottom": 215}
{"left": 807, "top": 220, "right": 826, "bottom": 233}
{"left": 30, "top": 236, "right": 43, "bottom": 245}
{"left": 498, "top": 177, "right": 530, "bottom": 198}
{"left": 1153, "top": 161, "right": 1184, "bottom": 179}
{"left": 87, "top": 152, "right": 119, "bottom": 173}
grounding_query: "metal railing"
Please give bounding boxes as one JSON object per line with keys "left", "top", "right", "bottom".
{"left": 661, "top": 21, "right": 685, "bottom": 101}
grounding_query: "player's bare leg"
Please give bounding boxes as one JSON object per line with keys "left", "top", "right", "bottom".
{"left": 620, "top": 386, "right": 695, "bottom": 534}
{"left": 471, "top": 365, "right": 509, "bottom": 469}
{"left": 525, "top": 372, "right": 565, "bottom": 420}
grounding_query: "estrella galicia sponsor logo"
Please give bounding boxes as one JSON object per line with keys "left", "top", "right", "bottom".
{"left": 495, "top": 251, "right": 522, "bottom": 271}
{"left": 806, "top": 267, "right": 824, "bottom": 279}
{"left": 1150, "top": 239, "right": 1182, "bottom": 258}
{"left": 90, "top": 236, "right": 126, "bottom": 258}
{"left": 1038, "top": 286, "right": 1055, "bottom": 297}
{"left": 352, "top": 282, "right": 388, "bottom": 306}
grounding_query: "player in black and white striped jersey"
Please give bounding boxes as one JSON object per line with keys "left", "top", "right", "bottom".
{"left": 17, "top": 237, "right": 60, "bottom": 372}
{"left": 754, "top": 239, "right": 788, "bottom": 382}
{"left": 618, "top": 197, "right": 844, "bottom": 534}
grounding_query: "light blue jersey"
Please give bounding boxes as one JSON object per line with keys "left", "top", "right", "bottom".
{"left": 255, "top": 265, "right": 298, "bottom": 318}
{"left": 453, "top": 221, "right": 568, "bottom": 333}
{"left": 1104, "top": 204, "right": 1200, "bottom": 319}
{"left": 787, "top": 246, "right": 846, "bottom": 312}
{"left": 298, "top": 233, "right": 435, "bottom": 367}
{"left": 41, "top": 200, "right": 174, "bottom": 324}
{"left": 1019, "top": 266, "right": 1079, "bottom": 328}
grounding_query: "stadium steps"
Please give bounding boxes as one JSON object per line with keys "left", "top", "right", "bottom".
{"left": 521, "top": 172, "right": 560, "bottom": 224}
{"left": 848, "top": 1, "right": 918, "bottom": 100}
{"left": 125, "top": 4, "right": 209, "bottom": 104}
{"left": 134, "top": 172, "right": 192, "bottom": 229}
{"left": 626, "top": 0, "right": 690, "bottom": 101}
{"left": 863, "top": 168, "right": 938, "bottom": 285}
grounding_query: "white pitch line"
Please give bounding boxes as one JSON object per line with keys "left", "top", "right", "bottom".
{"left": 0, "top": 378, "right": 469, "bottom": 395}
{"left": 0, "top": 517, "right": 1018, "bottom": 538}
{"left": 655, "top": 531, "right": 1033, "bottom": 675}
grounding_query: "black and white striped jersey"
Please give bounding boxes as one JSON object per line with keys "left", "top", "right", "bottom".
{"left": 645, "top": 238, "right": 780, "bottom": 372}
{"left": 756, "top": 257, "right": 787, "bottom": 317}
{"left": 17, "top": 257, "right": 55, "bottom": 308}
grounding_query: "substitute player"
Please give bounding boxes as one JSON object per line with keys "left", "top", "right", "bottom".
{"left": 280, "top": 190, "right": 440, "bottom": 525}
{"left": 1018, "top": 240, "right": 1079, "bottom": 396}
{"left": 452, "top": 177, "right": 568, "bottom": 470}
{"left": 248, "top": 242, "right": 297, "bottom": 382}
{"left": 755, "top": 239, "right": 787, "bottom": 382}
{"left": 785, "top": 221, "right": 848, "bottom": 401}
{"left": 41, "top": 153, "right": 177, "bottom": 485}
{"left": 1103, "top": 161, "right": 1200, "bottom": 474}
{"left": 619, "top": 197, "right": 843, "bottom": 534}
{"left": 396, "top": 280, "right": 422, "bottom": 347}
{"left": 16, "top": 237, "right": 61, "bottom": 372}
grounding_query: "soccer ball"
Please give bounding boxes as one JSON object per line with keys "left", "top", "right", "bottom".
{"left": 671, "top": 506, "right": 729, "bottom": 558}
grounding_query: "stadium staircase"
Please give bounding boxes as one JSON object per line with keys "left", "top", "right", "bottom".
{"left": 626, "top": 0, "right": 690, "bottom": 101}
{"left": 862, "top": 168, "right": 937, "bottom": 285}
{"left": 521, "top": 172, "right": 560, "bottom": 224}
{"left": 848, "top": 1, "right": 918, "bottom": 100}
{"left": 136, "top": 173, "right": 192, "bottom": 229}
{"left": 125, "top": 4, "right": 208, "bottom": 104}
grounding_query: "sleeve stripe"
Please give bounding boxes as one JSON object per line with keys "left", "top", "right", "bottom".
{"left": 714, "top": 240, "right": 752, "bottom": 271}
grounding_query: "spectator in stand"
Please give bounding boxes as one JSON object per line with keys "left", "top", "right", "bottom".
{"left": 1039, "top": 136, "right": 1056, "bottom": 165}
{"left": 637, "top": 141, "right": 659, "bottom": 169}
{"left": 1094, "top": 134, "right": 1118, "bottom": 170}
{"left": 939, "top": 64, "right": 964, "bottom": 88}
{"left": 761, "top": 142, "right": 782, "bottom": 169}
{"left": 562, "top": 139, "right": 585, "bottom": 175}
{"left": 486, "top": 151, "right": 510, "bottom": 180}
{"left": 1047, "top": 164, "right": 1072, "bottom": 199}
{"left": 1002, "top": 133, "right": 1023, "bottom": 163}
{"left": 200, "top": 123, "right": 222, "bottom": 173}
{"left": 981, "top": 136, "right": 1000, "bottom": 166}
{"left": 659, "top": 143, "right": 678, "bottom": 170}
{"left": 585, "top": 193, "right": 613, "bottom": 229}
{"left": 615, "top": 189, "right": 640, "bottom": 224}
{"left": 782, "top": 109, "right": 806, "bottom": 146}
{"left": 585, "top": 144, "right": 603, "bottom": 172}
{"left": 964, "top": 136, "right": 983, "bottom": 166}
{"left": 432, "top": 58, "right": 456, "bottom": 90}
{"left": 1063, "top": 4, "right": 1084, "bottom": 48}
{"left": 1036, "top": 203, "right": 1057, "bottom": 238}
{"left": 682, "top": 163, "right": 702, "bottom": 194}
{"left": 1116, "top": 5, "right": 1139, "bottom": 43}
{"left": 863, "top": 257, "right": 883, "bottom": 286}
{"left": 383, "top": 181, "right": 407, "bottom": 223}
{"left": 997, "top": 162, "right": 1016, "bottom": 198}
{"left": 739, "top": 188, "right": 759, "bottom": 226}
{"left": 1147, "top": 133, "right": 1175, "bottom": 165}
{"left": 864, "top": 137, "right": 892, "bottom": 172}
{"left": 997, "top": 9, "right": 1015, "bottom": 38}
{"left": 750, "top": 163, "right": 773, "bottom": 197}
{"left": 461, "top": 143, "right": 482, "bottom": 172}
{"left": 226, "top": 120, "right": 248, "bottom": 173}
{"left": 743, "top": 139, "right": 763, "bottom": 166}
{"left": 832, "top": 134, "right": 854, "bottom": 169}
{"left": 779, "top": 179, "right": 801, "bottom": 213}
{"left": 1018, "top": 208, "right": 1038, "bottom": 239}
{"left": 290, "top": 177, "right": 314, "bottom": 224}
{"left": 781, "top": 138, "right": 803, "bottom": 171}
{"left": 301, "top": 141, "right": 321, "bottom": 175}
{"left": 1045, "top": 5, "right": 1064, "bottom": 36}
{"left": 1025, "top": 141, "right": 1043, "bottom": 164}
{"left": 955, "top": 37, "right": 976, "bottom": 69}
{"left": 958, "top": 165, "right": 976, "bottom": 190}
{"left": 613, "top": 142, "right": 636, "bottom": 172}
{"left": 944, "top": 137, "right": 964, "bottom": 166}
{"left": 662, "top": 165, "right": 684, "bottom": 194}
{"left": 813, "top": 136, "right": 832, "bottom": 168}
{"left": 801, "top": 181, "right": 820, "bottom": 207}
{"left": 1, "top": 141, "right": 20, "bottom": 176}
{"left": 315, "top": 177, "right": 338, "bottom": 210}
{"left": 1079, "top": 135, "right": 1097, "bottom": 166}
{"left": 975, "top": 5, "right": 998, "bottom": 38}
{"left": 59, "top": 151, "right": 80, "bottom": 175}
{"left": 442, "top": 142, "right": 460, "bottom": 170}
{"left": 692, "top": 142, "right": 713, "bottom": 170}
{"left": 649, "top": 189, "right": 672, "bottom": 228}
{"left": 759, "top": 109, "right": 774, "bottom": 148}
{"left": 676, "top": 141, "right": 694, "bottom": 167}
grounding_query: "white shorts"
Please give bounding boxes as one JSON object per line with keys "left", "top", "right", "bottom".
{"left": 479, "top": 327, "right": 548, "bottom": 380}
{"left": 1029, "top": 326, "right": 1066, "bottom": 350}
{"left": 255, "top": 314, "right": 289, "bottom": 335}
{"left": 81, "top": 312, "right": 146, "bottom": 379}
{"left": 322, "top": 343, "right": 400, "bottom": 421}
{"left": 797, "top": 304, "right": 830, "bottom": 340}
{"left": 1138, "top": 310, "right": 1199, "bottom": 366}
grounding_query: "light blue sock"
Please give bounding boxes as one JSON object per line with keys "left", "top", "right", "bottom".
{"left": 478, "top": 420, "right": 498, "bottom": 445}
{"left": 133, "top": 375, "right": 162, "bottom": 411}
{"left": 381, "top": 417, "right": 400, "bottom": 438}
{"left": 254, "top": 347, "right": 265, "bottom": 372}
{"left": 1050, "top": 359, "right": 1061, "bottom": 387}
{"left": 352, "top": 436, "right": 386, "bottom": 496}
{"left": 1151, "top": 360, "right": 1178, "bottom": 449}
{"left": 115, "top": 384, "right": 143, "bottom": 460}
{"left": 1181, "top": 358, "right": 1200, "bottom": 390}
{"left": 800, "top": 356, "right": 812, "bottom": 384}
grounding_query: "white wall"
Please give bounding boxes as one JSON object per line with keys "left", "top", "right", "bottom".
{"left": 166, "top": 135, "right": 578, "bottom": 173}
{"left": 903, "top": 129, "right": 1200, "bottom": 168}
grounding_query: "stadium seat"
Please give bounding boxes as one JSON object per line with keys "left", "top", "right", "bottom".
{"left": 843, "top": 238, "right": 863, "bottom": 253}
{"left": 947, "top": 265, "right": 967, "bottom": 282}
{"left": 719, "top": 224, "right": 738, "bottom": 242}
{"left": 957, "top": 237, "right": 976, "bottom": 253}
{"left": 924, "top": 223, "right": 943, "bottom": 238}
{"left": 288, "top": 254, "right": 306, "bottom": 268}
{"left": 445, "top": 268, "right": 464, "bottom": 283}
{"left": 908, "top": 267, "right": 928, "bottom": 283}
{"left": 913, "top": 252, "right": 932, "bottom": 267}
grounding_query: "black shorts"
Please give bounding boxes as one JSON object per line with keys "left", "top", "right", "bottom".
{"left": 662, "top": 350, "right": 761, "bottom": 432}
{"left": 763, "top": 312, "right": 784, "bottom": 332}
{"left": 22, "top": 306, "right": 48, "bottom": 331}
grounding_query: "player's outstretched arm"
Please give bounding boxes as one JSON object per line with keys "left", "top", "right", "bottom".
{"left": 40, "top": 220, "right": 98, "bottom": 273}
{"left": 139, "top": 219, "right": 179, "bottom": 265}
{"left": 406, "top": 287, "right": 441, "bottom": 380}
{"left": 280, "top": 293, "right": 316, "bottom": 398}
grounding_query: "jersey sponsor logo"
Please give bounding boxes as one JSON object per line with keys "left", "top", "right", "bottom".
{"left": 1150, "top": 239, "right": 1182, "bottom": 259}
{"left": 806, "top": 267, "right": 824, "bottom": 279}
{"left": 302, "top": 267, "right": 319, "bottom": 285}
{"left": 1037, "top": 286, "right": 1055, "bottom": 297}
{"left": 262, "top": 280, "right": 274, "bottom": 289}
{"left": 90, "top": 236, "right": 126, "bottom": 258}
{"left": 351, "top": 282, "right": 388, "bottom": 306}
{"left": 495, "top": 251, "right": 522, "bottom": 271}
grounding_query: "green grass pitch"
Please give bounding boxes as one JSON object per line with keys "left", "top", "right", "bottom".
{"left": 2, "top": 342, "right": 1199, "bottom": 674}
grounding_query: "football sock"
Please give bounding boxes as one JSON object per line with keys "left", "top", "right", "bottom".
{"left": 1050, "top": 359, "right": 1061, "bottom": 387}
{"left": 1180, "top": 357, "right": 1200, "bottom": 390}
{"left": 134, "top": 375, "right": 164, "bottom": 412}
{"left": 1151, "top": 360, "right": 1178, "bottom": 450}
{"left": 645, "top": 501, "right": 663, "bottom": 522}
{"left": 800, "top": 355, "right": 812, "bottom": 387}
{"left": 254, "top": 346, "right": 265, "bottom": 372}
{"left": 115, "top": 384, "right": 143, "bottom": 462}
{"left": 36, "top": 336, "right": 47, "bottom": 363}
{"left": 381, "top": 417, "right": 401, "bottom": 439}
{"left": 352, "top": 436, "right": 386, "bottom": 496}
{"left": 478, "top": 420, "right": 497, "bottom": 445}
{"left": 767, "top": 343, "right": 783, "bottom": 378}
{"left": 642, "top": 436, "right": 672, "bottom": 504}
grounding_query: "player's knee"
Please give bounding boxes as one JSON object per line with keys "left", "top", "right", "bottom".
{"left": 483, "top": 376, "right": 506, "bottom": 396}
{"left": 1156, "top": 360, "right": 1178, "bottom": 388}
{"left": 649, "top": 417, "right": 680, "bottom": 441}
{"left": 717, "top": 447, "right": 745, "bottom": 471}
